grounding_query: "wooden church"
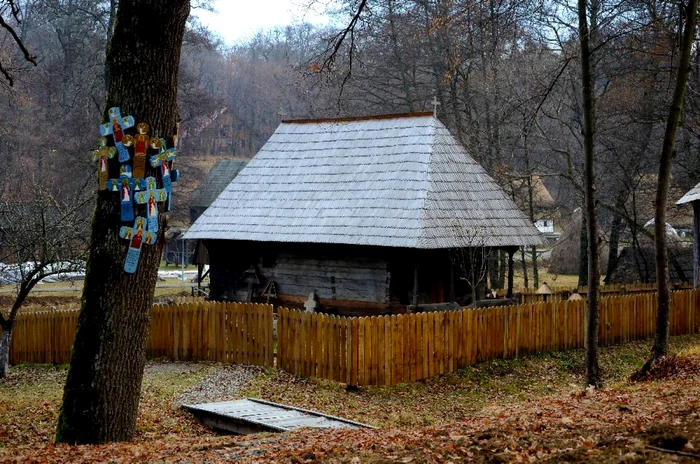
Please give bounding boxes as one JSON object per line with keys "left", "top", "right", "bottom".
{"left": 185, "top": 112, "right": 542, "bottom": 314}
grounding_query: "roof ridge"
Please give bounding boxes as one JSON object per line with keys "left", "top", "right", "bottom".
{"left": 281, "top": 112, "right": 433, "bottom": 125}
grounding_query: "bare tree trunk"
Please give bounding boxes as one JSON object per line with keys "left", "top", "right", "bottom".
{"left": 520, "top": 246, "right": 529, "bottom": 288}
{"left": 578, "top": 206, "right": 588, "bottom": 287}
{"left": 0, "top": 322, "right": 12, "bottom": 378}
{"left": 579, "top": 0, "right": 601, "bottom": 388}
{"left": 604, "top": 191, "right": 627, "bottom": 283}
{"left": 387, "top": 0, "right": 415, "bottom": 111}
{"left": 0, "top": 275, "right": 43, "bottom": 379}
{"left": 694, "top": 202, "right": 700, "bottom": 289}
{"left": 525, "top": 174, "right": 539, "bottom": 287}
{"left": 55, "top": 0, "right": 190, "bottom": 444}
{"left": 645, "top": 0, "right": 698, "bottom": 370}
{"left": 488, "top": 252, "right": 499, "bottom": 290}
{"left": 498, "top": 251, "right": 506, "bottom": 289}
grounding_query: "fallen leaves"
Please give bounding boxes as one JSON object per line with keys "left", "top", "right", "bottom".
{"left": 0, "top": 336, "right": 699, "bottom": 462}
{"left": 630, "top": 354, "right": 700, "bottom": 382}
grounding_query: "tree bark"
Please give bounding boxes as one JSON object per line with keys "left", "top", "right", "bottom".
{"left": 649, "top": 0, "right": 697, "bottom": 364}
{"left": 0, "top": 321, "right": 12, "bottom": 378}
{"left": 520, "top": 246, "right": 529, "bottom": 288}
{"left": 604, "top": 191, "right": 627, "bottom": 283}
{"left": 578, "top": 205, "right": 588, "bottom": 287}
{"left": 55, "top": 0, "right": 190, "bottom": 444}
{"left": 579, "top": 0, "right": 601, "bottom": 388}
{"left": 694, "top": 202, "right": 700, "bottom": 289}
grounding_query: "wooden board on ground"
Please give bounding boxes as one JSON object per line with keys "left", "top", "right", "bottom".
{"left": 183, "top": 398, "right": 374, "bottom": 435}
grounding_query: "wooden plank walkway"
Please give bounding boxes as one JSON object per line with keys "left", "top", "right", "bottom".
{"left": 183, "top": 398, "right": 375, "bottom": 435}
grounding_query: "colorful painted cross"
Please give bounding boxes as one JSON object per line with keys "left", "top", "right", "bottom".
{"left": 100, "top": 107, "right": 135, "bottom": 163}
{"left": 108, "top": 166, "right": 145, "bottom": 222}
{"left": 123, "top": 122, "right": 150, "bottom": 178}
{"left": 92, "top": 137, "right": 116, "bottom": 191}
{"left": 134, "top": 176, "right": 166, "bottom": 233}
{"left": 150, "top": 137, "right": 177, "bottom": 209}
{"left": 119, "top": 216, "right": 157, "bottom": 274}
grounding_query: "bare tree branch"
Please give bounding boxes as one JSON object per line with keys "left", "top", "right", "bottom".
{"left": 0, "top": 0, "right": 38, "bottom": 86}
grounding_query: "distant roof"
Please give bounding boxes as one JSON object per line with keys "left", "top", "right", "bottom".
{"left": 185, "top": 113, "right": 543, "bottom": 249}
{"left": 677, "top": 182, "right": 700, "bottom": 205}
{"left": 189, "top": 159, "right": 248, "bottom": 209}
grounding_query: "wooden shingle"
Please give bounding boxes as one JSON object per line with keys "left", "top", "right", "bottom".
{"left": 186, "top": 113, "right": 543, "bottom": 249}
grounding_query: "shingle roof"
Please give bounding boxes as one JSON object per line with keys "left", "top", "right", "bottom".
{"left": 189, "top": 159, "right": 249, "bottom": 209}
{"left": 677, "top": 182, "right": 700, "bottom": 205}
{"left": 185, "top": 113, "right": 543, "bottom": 249}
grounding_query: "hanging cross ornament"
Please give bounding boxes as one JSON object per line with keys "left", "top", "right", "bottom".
{"left": 150, "top": 137, "right": 177, "bottom": 210}
{"left": 92, "top": 137, "right": 116, "bottom": 191}
{"left": 122, "top": 122, "right": 150, "bottom": 178}
{"left": 134, "top": 176, "right": 167, "bottom": 233}
{"left": 119, "top": 216, "right": 157, "bottom": 274}
{"left": 108, "top": 165, "right": 145, "bottom": 222}
{"left": 100, "top": 107, "right": 135, "bottom": 162}
{"left": 431, "top": 96, "right": 440, "bottom": 117}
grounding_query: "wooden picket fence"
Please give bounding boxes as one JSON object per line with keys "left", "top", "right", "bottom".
{"left": 517, "top": 281, "right": 694, "bottom": 303}
{"left": 277, "top": 289, "right": 700, "bottom": 386}
{"left": 5, "top": 302, "right": 274, "bottom": 367}
{"left": 5, "top": 290, "right": 700, "bottom": 386}
{"left": 8, "top": 309, "right": 79, "bottom": 365}
{"left": 148, "top": 302, "right": 274, "bottom": 365}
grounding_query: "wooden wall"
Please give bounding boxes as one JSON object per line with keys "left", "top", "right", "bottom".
{"left": 206, "top": 240, "right": 391, "bottom": 305}
{"left": 204, "top": 240, "right": 462, "bottom": 310}
{"left": 266, "top": 250, "right": 389, "bottom": 303}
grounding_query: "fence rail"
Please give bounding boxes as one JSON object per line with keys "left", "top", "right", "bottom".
{"left": 4, "top": 290, "right": 700, "bottom": 386}
{"left": 5, "top": 302, "right": 274, "bottom": 367}
{"left": 512, "top": 282, "right": 694, "bottom": 303}
{"left": 278, "top": 289, "right": 700, "bottom": 386}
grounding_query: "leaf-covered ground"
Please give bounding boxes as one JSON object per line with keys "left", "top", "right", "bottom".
{"left": 1, "top": 335, "right": 699, "bottom": 463}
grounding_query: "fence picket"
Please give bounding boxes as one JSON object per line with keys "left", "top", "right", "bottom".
{"left": 6, "top": 291, "right": 699, "bottom": 387}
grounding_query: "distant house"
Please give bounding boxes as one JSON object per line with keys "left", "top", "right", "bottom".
{"left": 189, "top": 159, "right": 249, "bottom": 224}
{"left": 185, "top": 113, "right": 542, "bottom": 313}
{"left": 176, "top": 159, "right": 248, "bottom": 268}
{"left": 511, "top": 175, "right": 558, "bottom": 238}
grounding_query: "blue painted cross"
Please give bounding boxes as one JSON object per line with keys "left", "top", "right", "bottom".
{"left": 134, "top": 176, "right": 166, "bottom": 233}
{"left": 119, "top": 216, "right": 157, "bottom": 274}
{"left": 150, "top": 138, "right": 177, "bottom": 210}
{"left": 108, "top": 165, "right": 145, "bottom": 222}
{"left": 100, "top": 107, "right": 135, "bottom": 162}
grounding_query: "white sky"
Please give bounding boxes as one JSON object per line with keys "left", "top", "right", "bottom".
{"left": 194, "top": 0, "right": 332, "bottom": 45}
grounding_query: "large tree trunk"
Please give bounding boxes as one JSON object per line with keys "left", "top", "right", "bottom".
{"left": 0, "top": 321, "right": 12, "bottom": 378}
{"left": 648, "top": 0, "right": 697, "bottom": 365}
{"left": 55, "top": 0, "right": 190, "bottom": 444}
{"left": 579, "top": 0, "right": 601, "bottom": 388}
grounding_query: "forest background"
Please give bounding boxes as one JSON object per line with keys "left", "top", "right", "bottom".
{"left": 1, "top": 0, "right": 699, "bottom": 288}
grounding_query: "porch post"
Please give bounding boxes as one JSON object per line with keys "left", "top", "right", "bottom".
{"left": 507, "top": 247, "right": 516, "bottom": 298}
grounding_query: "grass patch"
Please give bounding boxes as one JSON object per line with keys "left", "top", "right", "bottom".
{"left": 238, "top": 334, "right": 700, "bottom": 429}
{"left": 0, "top": 362, "right": 215, "bottom": 453}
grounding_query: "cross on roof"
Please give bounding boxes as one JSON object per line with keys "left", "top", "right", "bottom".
{"left": 431, "top": 96, "right": 440, "bottom": 117}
